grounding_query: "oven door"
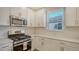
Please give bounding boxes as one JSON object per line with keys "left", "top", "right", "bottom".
{"left": 13, "top": 43, "right": 23, "bottom": 51}
{"left": 13, "top": 41, "right": 31, "bottom": 51}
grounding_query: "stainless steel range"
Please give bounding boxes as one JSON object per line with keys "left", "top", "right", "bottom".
{"left": 8, "top": 33, "right": 31, "bottom": 51}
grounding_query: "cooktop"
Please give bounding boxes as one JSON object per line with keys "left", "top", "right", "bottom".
{"left": 8, "top": 34, "right": 31, "bottom": 41}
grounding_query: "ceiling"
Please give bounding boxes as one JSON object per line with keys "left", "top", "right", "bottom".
{"left": 28, "top": 7, "right": 62, "bottom": 11}
{"left": 28, "top": 7, "right": 43, "bottom": 10}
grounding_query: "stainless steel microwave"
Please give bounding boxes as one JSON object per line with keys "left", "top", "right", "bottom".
{"left": 10, "top": 15, "right": 27, "bottom": 26}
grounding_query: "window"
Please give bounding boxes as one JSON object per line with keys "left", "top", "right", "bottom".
{"left": 47, "top": 8, "right": 64, "bottom": 31}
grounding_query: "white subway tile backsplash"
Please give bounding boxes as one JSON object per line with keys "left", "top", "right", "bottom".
{"left": 0, "top": 26, "right": 27, "bottom": 38}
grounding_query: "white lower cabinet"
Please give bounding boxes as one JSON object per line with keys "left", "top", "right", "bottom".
{"left": 63, "top": 41, "right": 79, "bottom": 51}
{"left": 32, "top": 36, "right": 61, "bottom": 51}
{"left": 0, "top": 43, "right": 13, "bottom": 51}
{"left": 43, "top": 39, "right": 61, "bottom": 51}
{"left": 32, "top": 36, "right": 79, "bottom": 51}
{"left": 32, "top": 36, "right": 44, "bottom": 51}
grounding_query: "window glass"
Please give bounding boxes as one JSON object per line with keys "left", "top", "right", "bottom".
{"left": 47, "top": 8, "right": 64, "bottom": 31}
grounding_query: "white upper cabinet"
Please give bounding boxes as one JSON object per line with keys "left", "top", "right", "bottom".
{"left": 10, "top": 7, "right": 21, "bottom": 17}
{"left": 65, "top": 7, "right": 79, "bottom": 26}
{"left": 27, "top": 8, "right": 36, "bottom": 27}
{"left": 35, "top": 8, "right": 46, "bottom": 27}
{"left": 20, "top": 7, "right": 28, "bottom": 19}
{"left": 0, "top": 7, "right": 10, "bottom": 26}
{"left": 76, "top": 7, "right": 79, "bottom": 26}
{"left": 0, "top": 7, "right": 46, "bottom": 27}
{"left": 27, "top": 8, "right": 46, "bottom": 27}
{"left": 10, "top": 7, "right": 28, "bottom": 19}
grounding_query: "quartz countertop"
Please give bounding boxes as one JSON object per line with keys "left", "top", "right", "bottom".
{"left": 31, "top": 34, "right": 79, "bottom": 44}
{"left": 0, "top": 38, "right": 13, "bottom": 45}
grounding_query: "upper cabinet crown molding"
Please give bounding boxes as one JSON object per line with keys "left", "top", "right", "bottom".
{"left": 27, "top": 7, "right": 44, "bottom": 11}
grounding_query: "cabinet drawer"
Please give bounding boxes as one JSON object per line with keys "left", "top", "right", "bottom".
{"left": 0, "top": 43, "right": 13, "bottom": 51}
{"left": 64, "top": 45, "right": 79, "bottom": 51}
{"left": 63, "top": 41, "right": 79, "bottom": 47}
{"left": 0, "top": 46, "right": 13, "bottom": 51}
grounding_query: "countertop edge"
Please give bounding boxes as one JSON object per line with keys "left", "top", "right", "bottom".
{"left": 31, "top": 34, "right": 79, "bottom": 44}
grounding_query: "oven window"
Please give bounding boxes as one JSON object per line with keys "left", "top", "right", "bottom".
{"left": 14, "top": 45, "right": 23, "bottom": 51}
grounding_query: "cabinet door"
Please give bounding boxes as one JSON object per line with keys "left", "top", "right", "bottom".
{"left": 10, "top": 7, "right": 21, "bottom": 17}
{"left": 65, "top": 7, "right": 77, "bottom": 26}
{"left": 43, "top": 39, "right": 61, "bottom": 51}
{"left": 63, "top": 41, "right": 79, "bottom": 51}
{"left": 76, "top": 7, "right": 79, "bottom": 25}
{"left": 20, "top": 7, "right": 28, "bottom": 19}
{"left": 42, "top": 38, "right": 51, "bottom": 51}
{"left": 32, "top": 37, "right": 43, "bottom": 51}
{"left": 0, "top": 7, "right": 10, "bottom": 26}
{"left": 36, "top": 8, "right": 46, "bottom": 27}
{"left": 27, "top": 8, "right": 35, "bottom": 27}
{"left": 27, "top": 8, "right": 46, "bottom": 27}
{"left": 0, "top": 43, "right": 13, "bottom": 51}
{"left": 0, "top": 46, "right": 13, "bottom": 51}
